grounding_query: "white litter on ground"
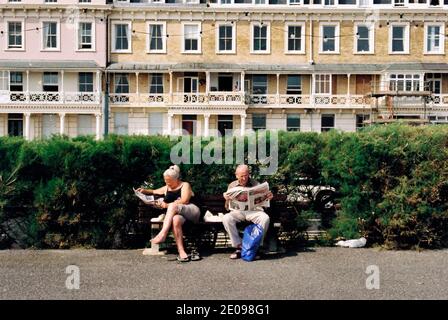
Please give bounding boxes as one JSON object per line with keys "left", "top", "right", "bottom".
{"left": 335, "top": 237, "right": 367, "bottom": 248}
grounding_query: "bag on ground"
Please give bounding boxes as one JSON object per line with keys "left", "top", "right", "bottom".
{"left": 241, "top": 224, "right": 264, "bottom": 262}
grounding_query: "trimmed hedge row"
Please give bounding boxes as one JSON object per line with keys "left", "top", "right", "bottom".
{"left": 1, "top": 124, "right": 447, "bottom": 249}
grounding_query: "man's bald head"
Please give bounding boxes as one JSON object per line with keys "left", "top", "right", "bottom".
{"left": 235, "top": 164, "right": 249, "bottom": 175}
{"left": 235, "top": 165, "right": 250, "bottom": 186}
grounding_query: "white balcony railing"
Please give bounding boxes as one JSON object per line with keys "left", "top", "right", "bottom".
{"left": 1, "top": 91, "right": 101, "bottom": 104}
{"left": 246, "top": 94, "right": 371, "bottom": 108}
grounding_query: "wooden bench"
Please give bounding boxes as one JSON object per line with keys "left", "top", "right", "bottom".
{"left": 138, "top": 194, "right": 299, "bottom": 255}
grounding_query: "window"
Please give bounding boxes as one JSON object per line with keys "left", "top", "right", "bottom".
{"left": 114, "top": 74, "right": 129, "bottom": 94}
{"left": 321, "top": 114, "right": 335, "bottom": 132}
{"left": 286, "top": 24, "right": 304, "bottom": 53}
{"left": 10, "top": 72, "right": 23, "bottom": 91}
{"left": 78, "top": 22, "right": 94, "bottom": 50}
{"left": 7, "top": 21, "right": 23, "bottom": 49}
{"left": 217, "top": 24, "right": 235, "bottom": 53}
{"left": 150, "top": 74, "right": 164, "bottom": 94}
{"left": 45, "top": 0, "right": 57, "bottom": 2}
{"left": 42, "top": 114, "right": 58, "bottom": 138}
{"left": 252, "top": 75, "right": 268, "bottom": 94}
{"left": 425, "top": 24, "right": 444, "bottom": 54}
{"left": 389, "top": 74, "right": 421, "bottom": 92}
{"left": 287, "top": 75, "right": 302, "bottom": 95}
{"left": 251, "top": 23, "right": 270, "bottom": 53}
{"left": 42, "top": 21, "right": 59, "bottom": 50}
{"left": 183, "top": 23, "right": 201, "bottom": 53}
{"left": 252, "top": 114, "right": 266, "bottom": 131}
{"left": 78, "top": 115, "right": 93, "bottom": 136}
{"left": 390, "top": 24, "right": 409, "bottom": 54}
{"left": 78, "top": 0, "right": 92, "bottom": 2}
{"left": 0, "top": 71, "right": 8, "bottom": 90}
{"left": 320, "top": 24, "right": 339, "bottom": 53}
{"left": 147, "top": 22, "right": 166, "bottom": 53}
{"left": 113, "top": 22, "right": 131, "bottom": 52}
{"left": 8, "top": 114, "right": 23, "bottom": 137}
{"left": 315, "top": 74, "right": 331, "bottom": 94}
{"left": 114, "top": 112, "right": 128, "bottom": 135}
{"left": 79, "top": 73, "right": 94, "bottom": 92}
{"left": 287, "top": 114, "right": 300, "bottom": 131}
{"left": 149, "top": 112, "right": 164, "bottom": 135}
{"left": 43, "top": 72, "right": 59, "bottom": 92}
{"left": 289, "top": 0, "right": 301, "bottom": 3}
{"left": 355, "top": 23, "right": 374, "bottom": 54}
{"left": 356, "top": 114, "right": 370, "bottom": 131}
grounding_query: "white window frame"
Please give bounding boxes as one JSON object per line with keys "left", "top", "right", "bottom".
{"left": 389, "top": 23, "right": 410, "bottom": 54}
{"left": 111, "top": 21, "right": 132, "bottom": 54}
{"left": 284, "top": 22, "right": 305, "bottom": 54}
{"left": 319, "top": 23, "right": 340, "bottom": 54}
{"left": 354, "top": 22, "right": 375, "bottom": 54}
{"left": 216, "top": 22, "right": 236, "bottom": 54}
{"left": 5, "top": 19, "right": 25, "bottom": 51}
{"left": 146, "top": 21, "right": 167, "bottom": 54}
{"left": 424, "top": 23, "right": 445, "bottom": 55}
{"left": 314, "top": 74, "right": 332, "bottom": 95}
{"left": 288, "top": 0, "right": 302, "bottom": 4}
{"left": 76, "top": 20, "right": 96, "bottom": 52}
{"left": 181, "top": 22, "right": 202, "bottom": 54}
{"left": 250, "top": 22, "right": 271, "bottom": 54}
{"left": 41, "top": 20, "right": 60, "bottom": 51}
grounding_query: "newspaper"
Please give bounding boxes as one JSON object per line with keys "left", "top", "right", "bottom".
{"left": 133, "top": 188, "right": 163, "bottom": 206}
{"left": 224, "top": 182, "right": 270, "bottom": 211}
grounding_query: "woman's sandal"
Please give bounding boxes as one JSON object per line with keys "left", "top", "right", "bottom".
{"left": 177, "top": 255, "right": 190, "bottom": 263}
{"left": 229, "top": 249, "right": 241, "bottom": 260}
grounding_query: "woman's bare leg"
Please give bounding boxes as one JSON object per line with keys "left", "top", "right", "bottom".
{"left": 151, "top": 203, "right": 178, "bottom": 244}
{"left": 172, "top": 215, "right": 188, "bottom": 259}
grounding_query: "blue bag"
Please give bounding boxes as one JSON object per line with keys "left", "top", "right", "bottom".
{"left": 241, "top": 224, "right": 264, "bottom": 262}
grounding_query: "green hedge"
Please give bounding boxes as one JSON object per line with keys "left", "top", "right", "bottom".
{"left": 1, "top": 124, "right": 447, "bottom": 249}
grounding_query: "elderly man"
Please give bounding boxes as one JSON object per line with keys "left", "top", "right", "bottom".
{"left": 222, "top": 164, "right": 273, "bottom": 259}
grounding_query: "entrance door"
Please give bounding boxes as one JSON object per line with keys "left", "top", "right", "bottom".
{"left": 183, "top": 77, "right": 199, "bottom": 103}
{"left": 426, "top": 73, "right": 442, "bottom": 104}
{"left": 182, "top": 115, "right": 197, "bottom": 135}
{"left": 218, "top": 115, "right": 233, "bottom": 136}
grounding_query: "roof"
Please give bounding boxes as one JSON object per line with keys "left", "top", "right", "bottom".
{"left": 107, "top": 62, "right": 448, "bottom": 74}
{"left": 0, "top": 60, "right": 102, "bottom": 70}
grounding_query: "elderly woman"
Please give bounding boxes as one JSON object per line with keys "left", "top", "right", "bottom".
{"left": 137, "top": 165, "right": 200, "bottom": 262}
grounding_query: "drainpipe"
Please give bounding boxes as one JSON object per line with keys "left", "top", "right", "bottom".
{"left": 103, "top": 13, "right": 110, "bottom": 137}
{"left": 309, "top": 16, "right": 314, "bottom": 65}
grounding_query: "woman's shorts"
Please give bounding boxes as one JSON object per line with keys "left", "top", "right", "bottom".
{"left": 177, "top": 203, "right": 200, "bottom": 224}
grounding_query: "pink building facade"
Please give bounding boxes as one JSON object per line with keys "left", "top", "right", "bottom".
{"left": 0, "top": 0, "right": 109, "bottom": 140}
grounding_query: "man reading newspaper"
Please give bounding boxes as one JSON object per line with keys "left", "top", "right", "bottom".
{"left": 222, "top": 165, "right": 273, "bottom": 260}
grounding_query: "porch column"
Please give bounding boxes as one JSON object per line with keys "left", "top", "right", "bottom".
{"left": 276, "top": 73, "right": 280, "bottom": 105}
{"left": 61, "top": 70, "right": 65, "bottom": 103}
{"left": 24, "top": 113, "right": 31, "bottom": 140}
{"left": 311, "top": 74, "right": 316, "bottom": 109}
{"left": 205, "top": 71, "right": 210, "bottom": 95}
{"left": 96, "top": 71, "right": 101, "bottom": 102}
{"left": 204, "top": 113, "right": 210, "bottom": 137}
{"left": 135, "top": 72, "right": 139, "bottom": 94}
{"left": 95, "top": 114, "right": 101, "bottom": 140}
{"left": 59, "top": 113, "right": 65, "bottom": 135}
{"left": 167, "top": 113, "right": 173, "bottom": 135}
{"left": 240, "top": 114, "right": 246, "bottom": 136}
{"left": 169, "top": 71, "right": 173, "bottom": 104}
{"left": 240, "top": 71, "right": 245, "bottom": 92}
{"left": 347, "top": 74, "right": 351, "bottom": 108}
{"left": 26, "top": 70, "right": 30, "bottom": 102}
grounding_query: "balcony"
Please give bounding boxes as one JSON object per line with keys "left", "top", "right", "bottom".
{"left": 246, "top": 94, "right": 371, "bottom": 108}
{"left": 1, "top": 91, "right": 101, "bottom": 105}
{"left": 109, "top": 92, "right": 245, "bottom": 106}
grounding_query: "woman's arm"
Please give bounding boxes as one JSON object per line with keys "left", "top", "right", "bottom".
{"left": 175, "top": 182, "right": 192, "bottom": 205}
{"left": 137, "top": 186, "right": 166, "bottom": 196}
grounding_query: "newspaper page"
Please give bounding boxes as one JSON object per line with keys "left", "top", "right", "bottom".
{"left": 224, "top": 182, "right": 270, "bottom": 211}
{"left": 133, "top": 188, "right": 163, "bottom": 206}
